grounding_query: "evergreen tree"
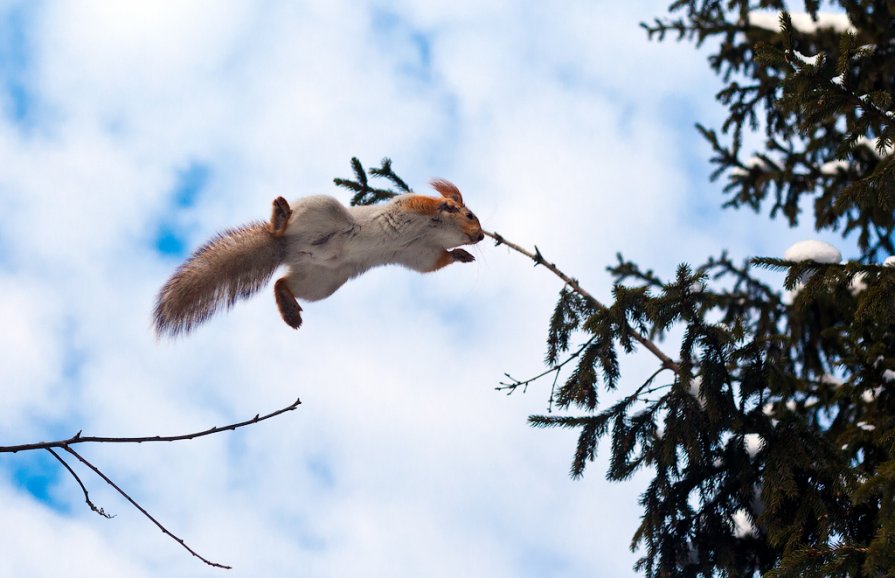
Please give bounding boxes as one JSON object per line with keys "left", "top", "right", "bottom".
{"left": 336, "top": 1, "right": 895, "bottom": 575}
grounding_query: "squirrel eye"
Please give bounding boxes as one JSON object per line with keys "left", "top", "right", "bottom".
{"left": 466, "top": 211, "right": 475, "bottom": 220}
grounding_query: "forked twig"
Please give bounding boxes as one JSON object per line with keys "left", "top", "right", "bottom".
{"left": 497, "top": 337, "right": 597, "bottom": 395}
{"left": 2, "top": 397, "right": 303, "bottom": 570}
{"left": 46, "top": 447, "right": 114, "bottom": 518}
{"left": 63, "top": 445, "right": 231, "bottom": 569}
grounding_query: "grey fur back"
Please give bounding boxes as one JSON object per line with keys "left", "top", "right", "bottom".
{"left": 153, "top": 222, "right": 286, "bottom": 337}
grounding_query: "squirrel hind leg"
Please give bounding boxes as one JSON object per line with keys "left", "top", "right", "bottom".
{"left": 270, "top": 197, "right": 293, "bottom": 237}
{"left": 274, "top": 277, "right": 303, "bottom": 330}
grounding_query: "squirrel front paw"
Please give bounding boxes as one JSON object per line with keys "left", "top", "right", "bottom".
{"left": 450, "top": 249, "right": 475, "bottom": 263}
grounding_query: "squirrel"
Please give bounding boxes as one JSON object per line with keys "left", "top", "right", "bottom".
{"left": 153, "top": 179, "right": 484, "bottom": 337}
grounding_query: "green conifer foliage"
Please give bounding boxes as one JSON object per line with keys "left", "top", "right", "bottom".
{"left": 335, "top": 2, "right": 894, "bottom": 574}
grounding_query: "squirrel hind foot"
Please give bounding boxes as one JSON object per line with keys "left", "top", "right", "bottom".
{"left": 270, "top": 197, "right": 293, "bottom": 237}
{"left": 274, "top": 277, "right": 303, "bottom": 330}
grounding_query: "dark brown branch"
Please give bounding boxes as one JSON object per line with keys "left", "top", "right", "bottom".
{"left": 62, "top": 445, "right": 231, "bottom": 570}
{"left": 46, "top": 447, "right": 114, "bottom": 519}
{"left": 485, "top": 230, "right": 681, "bottom": 374}
{"left": 2, "top": 397, "right": 304, "bottom": 569}
{"left": 0, "top": 397, "right": 302, "bottom": 453}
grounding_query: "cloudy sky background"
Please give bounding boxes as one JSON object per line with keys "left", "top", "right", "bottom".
{"left": 0, "top": 1, "right": 849, "bottom": 576}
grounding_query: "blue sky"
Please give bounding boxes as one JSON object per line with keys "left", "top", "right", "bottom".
{"left": 0, "top": 2, "right": 852, "bottom": 577}
{"left": 0, "top": 3, "right": 32, "bottom": 126}
{"left": 154, "top": 162, "right": 211, "bottom": 256}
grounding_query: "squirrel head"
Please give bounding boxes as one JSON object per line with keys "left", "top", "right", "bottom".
{"left": 430, "top": 179, "right": 484, "bottom": 246}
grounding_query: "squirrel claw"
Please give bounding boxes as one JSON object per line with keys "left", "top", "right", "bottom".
{"left": 450, "top": 249, "right": 475, "bottom": 263}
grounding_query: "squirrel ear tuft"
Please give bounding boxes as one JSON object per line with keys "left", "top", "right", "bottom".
{"left": 437, "top": 201, "right": 460, "bottom": 213}
{"left": 430, "top": 179, "right": 464, "bottom": 205}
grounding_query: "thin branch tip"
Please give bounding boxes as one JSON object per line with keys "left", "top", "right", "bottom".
{"left": 63, "top": 446, "right": 232, "bottom": 569}
{"left": 486, "top": 230, "right": 681, "bottom": 377}
{"left": 47, "top": 447, "right": 114, "bottom": 519}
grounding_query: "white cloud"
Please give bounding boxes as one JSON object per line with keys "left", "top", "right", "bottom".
{"left": 0, "top": 0, "right": 812, "bottom": 576}
{"left": 0, "top": 480, "right": 152, "bottom": 577}
{"left": 0, "top": 276, "right": 71, "bottom": 436}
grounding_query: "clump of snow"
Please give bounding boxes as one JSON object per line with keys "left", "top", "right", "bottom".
{"left": 731, "top": 509, "right": 758, "bottom": 538}
{"left": 857, "top": 421, "right": 876, "bottom": 431}
{"left": 786, "top": 399, "right": 798, "bottom": 412}
{"left": 686, "top": 376, "right": 707, "bottom": 410}
{"left": 882, "top": 369, "right": 895, "bottom": 382}
{"left": 791, "top": 50, "right": 823, "bottom": 66}
{"left": 820, "top": 159, "right": 849, "bottom": 175}
{"left": 744, "top": 433, "right": 764, "bottom": 458}
{"left": 849, "top": 271, "right": 867, "bottom": 296}
{"left": 781, "top": 241, "right": 841, "bottom": 290}
{"left": 762, "top": 402, "right": 775, "bottom": 416}
{"left": 821, "top": 374, "right": 844, "bottom": 388}
{"left": 855, "top": 136, "right": 894, "bottom": 158}
{"left": 745, "top": 11, "right": 782, "bottom": 30}
{"left": 729, "top": 155, "right": 769, "bottom": 177}
{"left": 884, "top": 256, "right": 895, "bottom": 267}
{"left": 747, "top": 11, "right": 854, "bottom": 34}
{"left": 861, "top": 386, "right": 882, "bottom": 403}
{"left": 784, "top": 240, "right": 842, "bottom": 263}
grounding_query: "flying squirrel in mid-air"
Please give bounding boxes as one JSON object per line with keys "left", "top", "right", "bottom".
{"left": 153, "top": 179, "right": 484, "bottom": 337}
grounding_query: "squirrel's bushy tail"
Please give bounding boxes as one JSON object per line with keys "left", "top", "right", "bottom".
{"left": 154, "top": 222, "right": 286, "bottom": 338}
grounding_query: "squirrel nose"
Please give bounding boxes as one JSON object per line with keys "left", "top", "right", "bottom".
{"left": 477, "top": 232, "right": 484, "bottom": 242}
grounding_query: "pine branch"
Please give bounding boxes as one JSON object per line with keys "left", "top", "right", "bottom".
{"left": 485, "top": 230, "right": 681, "bottom": 374}
{"left": 334, "top": 157, "right": 408, "bottom": 205}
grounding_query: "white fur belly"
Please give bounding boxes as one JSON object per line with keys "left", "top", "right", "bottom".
{"left": 279, "top": 198, "right": 439, "bottom": 300}
{"left": 284, "top": 264, "right": 355, "bottom": 301}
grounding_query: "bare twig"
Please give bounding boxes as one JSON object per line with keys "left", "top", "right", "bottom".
{"left": 497, "top": 337, "right": 597, "bottom": 395}
{"left": 485, "top": 230, "right": 681, "bottom": 374}
{"left": 0, "top": 397, "right": 302, "bottom": 453}
{"left": 46, "top": 447, "right": 114, "bottom": 519}
{"left": 2, "top": 397, "right": 303, "bottom": 570}
{"left": 63, "top": 445, "right": 231, "bottom": 570}
{"left": 632, "top": 367, "right": 673, "bottom": 400}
